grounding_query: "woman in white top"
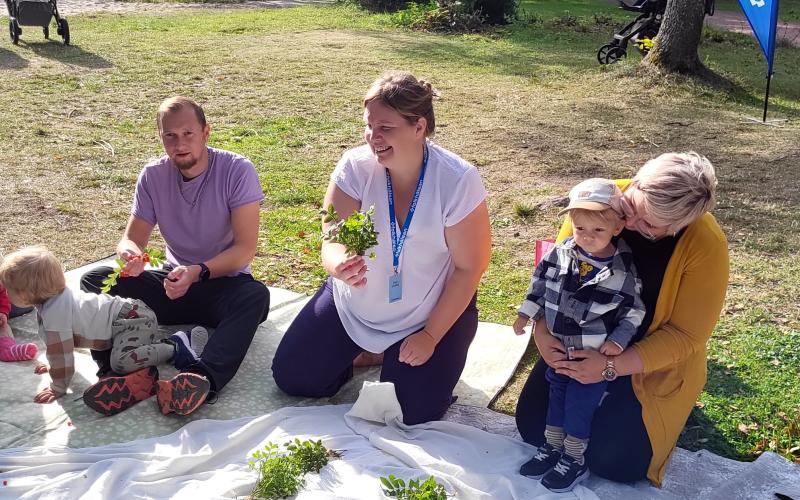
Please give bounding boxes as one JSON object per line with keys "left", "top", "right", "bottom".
{"left": 272, "top": 71, "right": 492, "bottom": 424}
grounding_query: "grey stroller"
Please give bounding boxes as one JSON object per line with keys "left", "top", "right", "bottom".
{"left": 6, "top": 0, "right": 69, "bottom": 45}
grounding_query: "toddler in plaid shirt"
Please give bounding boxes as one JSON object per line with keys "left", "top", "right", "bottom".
{"left": 513, "top": 178, "right": 645, "bottom": 492}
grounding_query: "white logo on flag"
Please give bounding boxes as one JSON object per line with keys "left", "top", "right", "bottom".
{"left": 750, "top": 0, "right": 765, "bottom": 7}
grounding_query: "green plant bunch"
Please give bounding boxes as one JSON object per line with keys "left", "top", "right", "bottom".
{"left": 248, "top": 439, "right": 333, "bottom": 499}
{"left": 321, "top": 204, "right": 380, "bottom": 258}
{"left": 100, "top": 248, "right": 166, "bottom": 293}
{"left": 380, "top": 474, "right": 448, "bottom": 500}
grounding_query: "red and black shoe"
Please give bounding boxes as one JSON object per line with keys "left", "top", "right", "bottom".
{"left": 156, "top": 372, "right": 210, "bottom": 416}
{"left": 83, "top": 366, "right": 159, "bottom": 416}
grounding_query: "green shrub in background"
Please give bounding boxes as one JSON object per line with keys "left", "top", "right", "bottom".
{"left": 348, "top": 0, "right": 409, "bottom": 12}
{"left": 470, "top": 0, "right": 519, "bottom": 24}
{"left": 391, "top": 0, "right": 519, "bottom": 31}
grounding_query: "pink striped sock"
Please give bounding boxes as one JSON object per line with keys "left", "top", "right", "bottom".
{"left": 0, "top": 338, "right": 38, "bottom": 362}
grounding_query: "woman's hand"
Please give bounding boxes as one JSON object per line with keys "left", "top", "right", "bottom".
{"left": 330, "top": 254, "right": 368, "bottom": 288}
{"left": 512, "top": 316, "right": 529, "bottom": 335}
{"left": 551, "top": 349, "right": 606, "bottom": 384}
{"left": 398, "top": 329, "right": 437, "bottom": 367}
{"left": 33, "top": 387, "right": 61, "bottom": 404}
{"left": 532, "top": 320, "right": 567, "bottom": 367}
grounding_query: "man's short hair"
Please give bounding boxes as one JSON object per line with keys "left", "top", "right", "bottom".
{"left": 157, "top": 96, "right": 207, "bottom": 131}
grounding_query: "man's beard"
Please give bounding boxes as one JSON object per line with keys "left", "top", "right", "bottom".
{"left": 174, "top": 155, "right": 198, "bottom": 170}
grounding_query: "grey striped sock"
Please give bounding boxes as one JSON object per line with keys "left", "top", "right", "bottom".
{"left": 564, "top": 435, "right": 589, "bottom": 465}
{"left": 544, "top": 425, "right": 565, "bottom": 450}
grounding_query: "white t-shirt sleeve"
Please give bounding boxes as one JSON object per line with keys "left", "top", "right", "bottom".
{"left": 444, "top": 166, "right": 487, "bottom": 227}
{"left": 331, "top": 151, "right": 364, "bottom": 202}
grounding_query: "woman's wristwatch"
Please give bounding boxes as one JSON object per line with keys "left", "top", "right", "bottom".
{"left": 601, "top": 356, "right": 618, "bottom": 382}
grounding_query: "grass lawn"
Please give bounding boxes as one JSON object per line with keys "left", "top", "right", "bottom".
{"left": 521, "top": 0, "right": 800, "bottom": 22}
{"left": 715, "top": 0, "right": 800, "bottom": 22}
{"left": 1, "top": 2, "right": 798, "bottom": 464}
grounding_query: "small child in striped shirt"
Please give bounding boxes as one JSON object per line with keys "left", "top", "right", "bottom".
{"left": 0, "top": 246, "right": 208, "bottom": 415}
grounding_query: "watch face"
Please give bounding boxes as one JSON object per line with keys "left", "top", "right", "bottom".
{"left": 602, "top": 367, "right": 618, "bottom": 382}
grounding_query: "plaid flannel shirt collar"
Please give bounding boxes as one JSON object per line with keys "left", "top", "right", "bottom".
{"left": 551, "top": 237, "right": 580, "bottom": 277}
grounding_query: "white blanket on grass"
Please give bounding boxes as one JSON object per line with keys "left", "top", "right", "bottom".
{"left": 1, "top": 382, "right": 798, "bottom": 500}
{"left": 1, "top": 256, "right": 530, "bottom": 450}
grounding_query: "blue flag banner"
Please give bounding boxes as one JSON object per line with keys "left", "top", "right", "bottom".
{"left": 737, "top": 0, "right": 781, "bottom": 73}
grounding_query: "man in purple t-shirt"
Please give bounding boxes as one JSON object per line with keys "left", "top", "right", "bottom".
{"left": 81, "top": 96, "right": 270, "bottom": 417}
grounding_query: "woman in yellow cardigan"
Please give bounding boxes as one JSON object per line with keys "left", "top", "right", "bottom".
{"left": 515, "top": 151, "right": 729, "bottom": 487}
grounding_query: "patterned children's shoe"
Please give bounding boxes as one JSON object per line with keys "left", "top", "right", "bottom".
{"left": 541, "top": 454, "right": 590, "bottom": 493}
{"left": 156, "top": 372, "right": 210, "bottom": 416}
{"left": 520, "top": 442, "right": 562, "bottom": 479}
{"left": 83, "top": 366, "right": 159, "bottom": 416}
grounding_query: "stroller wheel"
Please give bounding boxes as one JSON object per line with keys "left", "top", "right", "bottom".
{"left": 58, "top": 18, "right": 69, "bottom": 45}
{"left": 597, "top": 44, "right": 627, "bottom": 65}
{"left": 43, "top": 25, "right": 49, "bottom": 39}
{"left": 9, "top": 19, "right": 20, "bottom": 45}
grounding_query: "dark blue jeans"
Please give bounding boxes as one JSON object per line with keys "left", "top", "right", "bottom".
{"left": 517, "top": 358, "right": 652, "bottom": 482}
{"left": 81, "top": 267, "right": 269, "bottom": 393}
{"left": 545, "top": 367, "right": 607, "bottom": 440}
{"left": 272, "top": 278, "right": 478, "bottom": 425}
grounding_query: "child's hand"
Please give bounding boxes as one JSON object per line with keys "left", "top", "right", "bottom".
{"left": 34, "top": 387, "right": 62, "bottom": 404}
{"left": 600, "top": 340, "right": 623, "bottom": 356}
{"left": 513, "top": 316, "right": 529, "bottom": 335}
{"left": 34, "top": 363, "right": 49, "bottom": 374}
{"left": 0, "top": 312, "right": 7, "bottom": 327}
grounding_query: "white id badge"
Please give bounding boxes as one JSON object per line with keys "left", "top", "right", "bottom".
{"left": 389, "top": 273, "right": 402, "bottom": 303}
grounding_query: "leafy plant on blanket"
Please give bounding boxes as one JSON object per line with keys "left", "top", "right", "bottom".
{"left": 380, "top": 474, "right": 448, "bottom": 500}
{"left": 248, "top": 439, "right": 336, "bottom": 499}
{"left": 100, "top": 248, "right": 166, "bottom": 293}
{"left": 321, "top": 204, "right": 379, "bottom": 258}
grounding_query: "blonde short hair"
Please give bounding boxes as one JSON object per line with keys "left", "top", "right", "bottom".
{"left": 0, "top": 246, "right": 66, "bottom": 305}
{"left": 633, "top": 151, "right": 717, "bottom": 233}
{"left": 157, "top": 96, "right": 207, "bottom": 132}
{"left": 568, "top": 207, "right": 624, "bottom": 227}
{"left": 364, "top": 71, "right": 437, "bottom": 137}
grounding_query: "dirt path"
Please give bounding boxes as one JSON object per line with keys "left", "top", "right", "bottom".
{"left": 57, "top": 0, "right": 332, "bottom": 15}
{"left": 706, "top": 10, "right": 800, "bottom": 47}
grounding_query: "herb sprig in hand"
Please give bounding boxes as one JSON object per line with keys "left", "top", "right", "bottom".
{"left": 101, "top": 248, "right": 166, "bottom": 293}
{"left": 321, "top": 204, "right": 379, "bottom": 258}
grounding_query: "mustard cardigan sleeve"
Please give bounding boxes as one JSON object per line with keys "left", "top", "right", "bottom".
{"left": 632, "top": 214, "right": 729, "bottom": 372}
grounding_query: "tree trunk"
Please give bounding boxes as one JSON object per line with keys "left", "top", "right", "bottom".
{"left": 642, "top": 0, "right": 707, "bottom": 74}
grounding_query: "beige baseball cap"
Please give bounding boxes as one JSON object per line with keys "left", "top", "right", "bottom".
{"left": 558, "top": 178, "right": 623, "bottom": 216}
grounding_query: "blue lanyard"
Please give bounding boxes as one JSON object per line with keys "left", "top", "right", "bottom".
{"left": 386, "top": 145, "right": 429, "bottom": 274}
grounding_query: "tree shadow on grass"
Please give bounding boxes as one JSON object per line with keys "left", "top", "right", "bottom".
{"left": 0, "top": 46, "right": 28, "bottom": 69}
{"left": 21, "top": 40, "right": 113, "bottom": 69}
{"left": 678, "top": 359, "right": 752, "bottom": 461}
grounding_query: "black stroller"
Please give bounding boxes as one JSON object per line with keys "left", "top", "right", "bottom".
{"left": 5, "top": 0, "right": 69, "bottom": 45}
{"left": 597, "top": 0, "right": 714, "bottom": 64}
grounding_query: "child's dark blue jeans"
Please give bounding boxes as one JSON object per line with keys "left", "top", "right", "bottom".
{"left": 545, "top": 366, "right": 608, "bottom": 439}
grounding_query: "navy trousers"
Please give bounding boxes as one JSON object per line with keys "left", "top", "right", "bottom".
{"left": 81, "top": 267, "right": 269, "bottom": 393}
{"left": 272, "top": 278, "right": 478, "bottom": 425}
{"left": 545, "top": 367, "right": 608, "bottom": 440}
{"left": 516, "top": 358, "right": 652, "bottom": 482}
